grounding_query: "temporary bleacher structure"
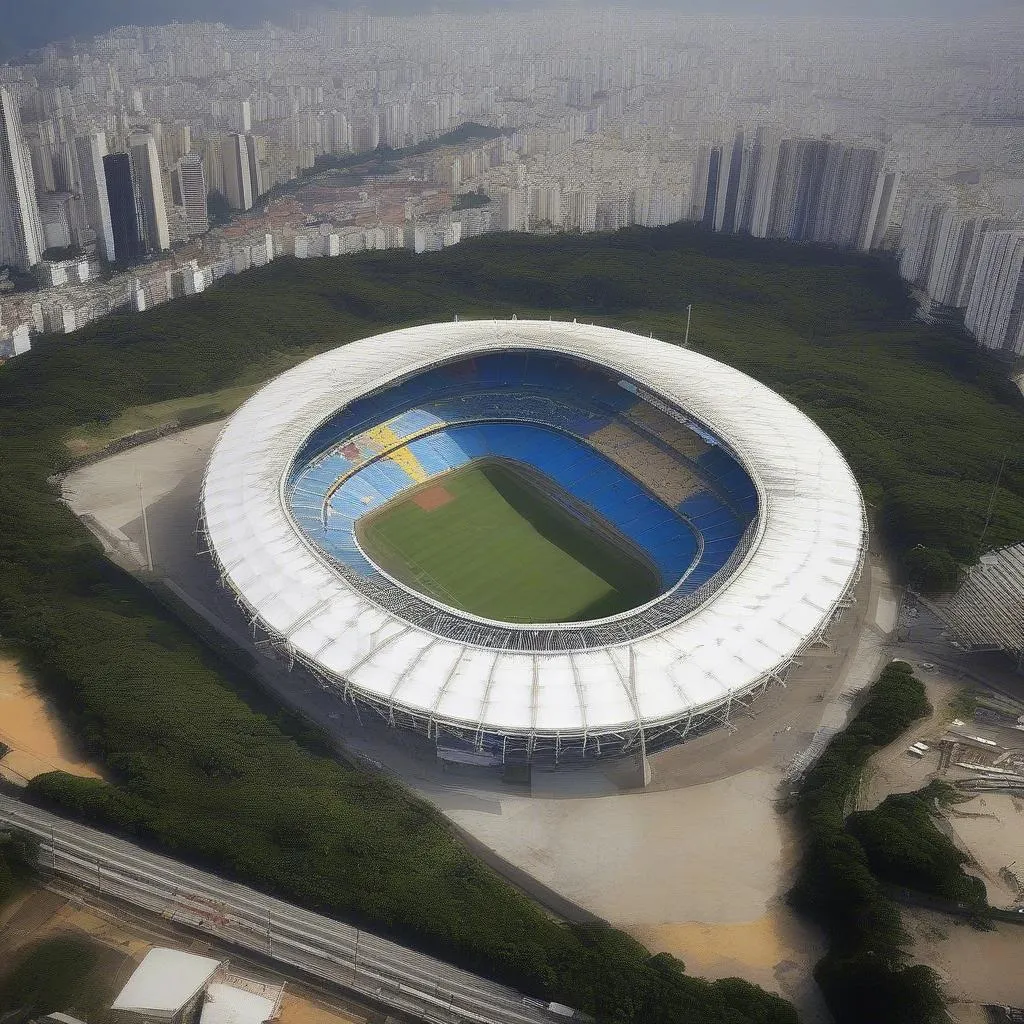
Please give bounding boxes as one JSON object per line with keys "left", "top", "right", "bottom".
{"left": 945, "top": 542, "right": 1024, "bottom": 667}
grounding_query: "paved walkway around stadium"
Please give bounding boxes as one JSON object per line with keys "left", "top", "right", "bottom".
{"left": 61, "top": 421, "right": 904, "bottom": 1023}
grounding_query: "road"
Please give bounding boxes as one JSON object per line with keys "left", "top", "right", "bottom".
{"left": 0, "top": 795, "right": 579, "bottom": 1024}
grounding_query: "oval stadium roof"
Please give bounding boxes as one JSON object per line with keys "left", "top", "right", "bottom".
{"left": 201, "top": 320, "right": 866, "bottom": 745}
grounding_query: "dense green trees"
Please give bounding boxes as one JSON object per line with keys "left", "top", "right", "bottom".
{"left": 902, "top": 546, "right": 962, "bottom": 593}
{"left": 453, "top": 189, "right": 492, "bottom": 210}
{"left": 207, "top": 189, "right": 232, "bottom": 226}
{"left": 0, "top": 937, "right": 99, "bottom": 1014}
{"left": 848, "top": 783, "right": 988, "bottom": 907}
{"left": 0, "top": 829, "right": 38, "bottom": 908}
{"left": 0, "top": 226, "right": 1021, "bottom": 1019}
{"left": 6, "top": 226, "right": 1023, "bottom": 578}
{"left": 789, "top": 662, "right": 954, "bottom": 1024}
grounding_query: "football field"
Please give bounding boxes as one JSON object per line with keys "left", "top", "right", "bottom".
{"left": 357, "top": 459, "right": 660, "bottom": 623}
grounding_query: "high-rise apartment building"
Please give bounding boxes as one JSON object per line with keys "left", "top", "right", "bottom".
{"left": 745, "top": 127, "right": 782, "bottom": 238}
{"left": 0, "top": 86, "right": 46, "bottom": 269}
{"left": 900, "top": 200, "right": 949, "bottom": 289}
{"left": 159, "top": 122, "right": 192, "bottom": 169}
{"left": 247, "top": 137, "right": 264, "bottom": 205}
{"left": 103, "top": 152, "right": 144, "bottom": 264}
{"left": 174, "top": 152, "right": 209, "bottom": 236}
{"left": 860, "top": 169, "right": 900, "bottom": 252}
{"left": 964, "top": 230, "right": 1024, "bottom": 357}
{"left": 75, "top": 131, "right": 116, "bottom": 262}
{"left": 954, "top": 217, "right": 1015, "bottom": 309}
{"left": 221, "top": 133, "right": 262, "bottom": 211}
{"left": 128, "top": 131, "right": 171, "bottom": 253}
{"left": 719, "top": 129, "right": 751, "bottom": 235}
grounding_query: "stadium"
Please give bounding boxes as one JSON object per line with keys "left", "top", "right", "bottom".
{"left": 200, "top": 319, "right": 867, "bottom": 766}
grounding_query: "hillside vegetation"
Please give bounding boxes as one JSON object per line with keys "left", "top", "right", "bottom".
{"left": 790, "top": 661, "right": 991, "bottom": 1023}
{"left": 0, "top": 225, "right": 1022, "bottom": 1021}
{"left": 12, "top": 225, "right": 1024, "bottom": 583}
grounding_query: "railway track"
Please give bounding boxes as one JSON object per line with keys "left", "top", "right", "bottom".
{"left": 0, "top": 795, "right": 580, "bottom": 1024}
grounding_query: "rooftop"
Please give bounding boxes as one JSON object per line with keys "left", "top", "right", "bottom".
{"left": 111, "top": 948, "right": 223, "bottom": 1014}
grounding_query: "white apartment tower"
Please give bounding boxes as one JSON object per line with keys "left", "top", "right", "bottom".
{"left": 860, "top": 169, "right": 900, "bottom": 252}
{"left": 174, "top": 152, "right": 209, "bottom": 235}
{"left": 74, "top": 131, "right": 116, "bottom": 262}
{"left": 128, "top": 130, "right": 170, "bottom": 252}
{"left": 964, "top": 230, "right": 1024, "bottom": 358}
{"left": 221, "top": 133, "right": 262, "bottom": 211}
{"left": 746, "top": 127, "right": 782, "bottom": 238}
{"left": 0, "top": 86, "right": 46, "bottom": 269}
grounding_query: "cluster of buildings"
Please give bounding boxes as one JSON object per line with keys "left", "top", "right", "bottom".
{"left": 1, "top": 8, "right": 1023, "bottom": 358}
{"left": 900, "top": 196, "right": 1024, "bottom": 357}
{"left": 29, "top": 947, "right": 284, "bottom": 1024}
{"left": 111, "top": 947, "right": 283, "bottom": 1024}
{"left": 690, "top": 129, "right": 899, "bottom": 250}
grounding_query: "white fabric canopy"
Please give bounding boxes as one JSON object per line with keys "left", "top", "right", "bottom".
{"left": 202, "top": 320, "right": 866, "bottom": 739}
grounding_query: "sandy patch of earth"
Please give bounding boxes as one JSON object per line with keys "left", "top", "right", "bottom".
{"left": 0, "top": 656, "right": 105, "bottom": 785}
{"left": 632, "top": 907, "right": 829, "bottom": 1021}
{"left": 278, "top": 992, "right": 366, "bottom": 1024}
{"left": 944, "top": 793, "right": 1024, "bottom": 909}
{"left": 906, "top": 906, "right": 1024, "bottom": 1007}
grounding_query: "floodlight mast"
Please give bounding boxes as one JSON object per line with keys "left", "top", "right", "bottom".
{"left": 137, "top": 469, "right": 154, "bottom": 572}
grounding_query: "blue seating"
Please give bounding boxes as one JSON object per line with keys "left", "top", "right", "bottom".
{"left": 284, "top": 350, "right": 759, "bottom": 587}
{"left": 388, "top": 408, "right": 443, "bottom": 437}
{"left": 360, "top": 460, "right": 414, "bottom": 497}
{"left": 698, "top": 447, "right": 758, "bottom": 514}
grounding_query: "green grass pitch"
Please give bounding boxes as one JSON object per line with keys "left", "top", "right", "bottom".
{"left": 356, "top": 459, "right": 661, "bottom": 623}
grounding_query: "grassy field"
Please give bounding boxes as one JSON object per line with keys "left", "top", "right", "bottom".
{"left": 63, "top": 384, "right": 255, "bottom": 458}
{"left": 358, "top": 459, "right": 660, "bottom": 622}
{"left": 63, "top": 342, "right": 333, "bottom": 459}
{"left": 0, "top": 935, "right": 125, "bottom": 1016}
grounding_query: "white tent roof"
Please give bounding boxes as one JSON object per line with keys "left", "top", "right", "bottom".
{"left": 200, "top": 983, "right": 277, "bottom": 1024}
{"left": 111, "top": 948, "right": 222, "bottom": 1013}
{"left": 202, "top": 320, "right": 866, "bottom": 739}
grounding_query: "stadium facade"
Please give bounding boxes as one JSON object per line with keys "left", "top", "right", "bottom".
{"left": 201, "top": 320, "right": 867, "bottom": 765}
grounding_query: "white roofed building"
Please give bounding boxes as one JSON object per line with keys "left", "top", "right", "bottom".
{"left": 111, "top": 948, "right": 221, "bottom": 1024}
{"left": 111, "top": 949, "right": 283, "bottom": 1024}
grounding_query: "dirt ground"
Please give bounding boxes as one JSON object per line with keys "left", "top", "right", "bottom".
{"left": 855, "top": 672, "right": 964, "bottom": 812}
{"left": 944, "top": 793, "right": 1024, "bottom": 909}
{"left": 852, "top": 665, "right": 1024, "bottom": 912}
{"left": 905, "top": 906, "right": 1024, "bottom": 1009}
{"left": 278, "top": 992, "right": 367, "bottom": 1024}
{"left": 948, "top": 1003, "right": 996, "bottom": 1024}
{"left": 0, "top": 655, "right": 105, "bottom": 786}
{"left": 633, "top": 906, "right": 828, "bottom": 1017}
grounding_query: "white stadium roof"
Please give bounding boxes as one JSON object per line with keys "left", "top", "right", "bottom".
{"left": 201, "top": 320, "right": 866, "bottom": 749}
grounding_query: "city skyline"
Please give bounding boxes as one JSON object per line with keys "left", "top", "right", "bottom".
{"left": 1, "top": 5, "right": 1023, "bottom": 354}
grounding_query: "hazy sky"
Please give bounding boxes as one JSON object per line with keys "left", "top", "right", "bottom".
{"left": 0, "top": 0, "right": 1018, "bottom": 61}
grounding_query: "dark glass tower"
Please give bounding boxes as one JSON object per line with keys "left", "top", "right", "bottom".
{"left": 102, "top": 152, "right": 143, "bottom": 265}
